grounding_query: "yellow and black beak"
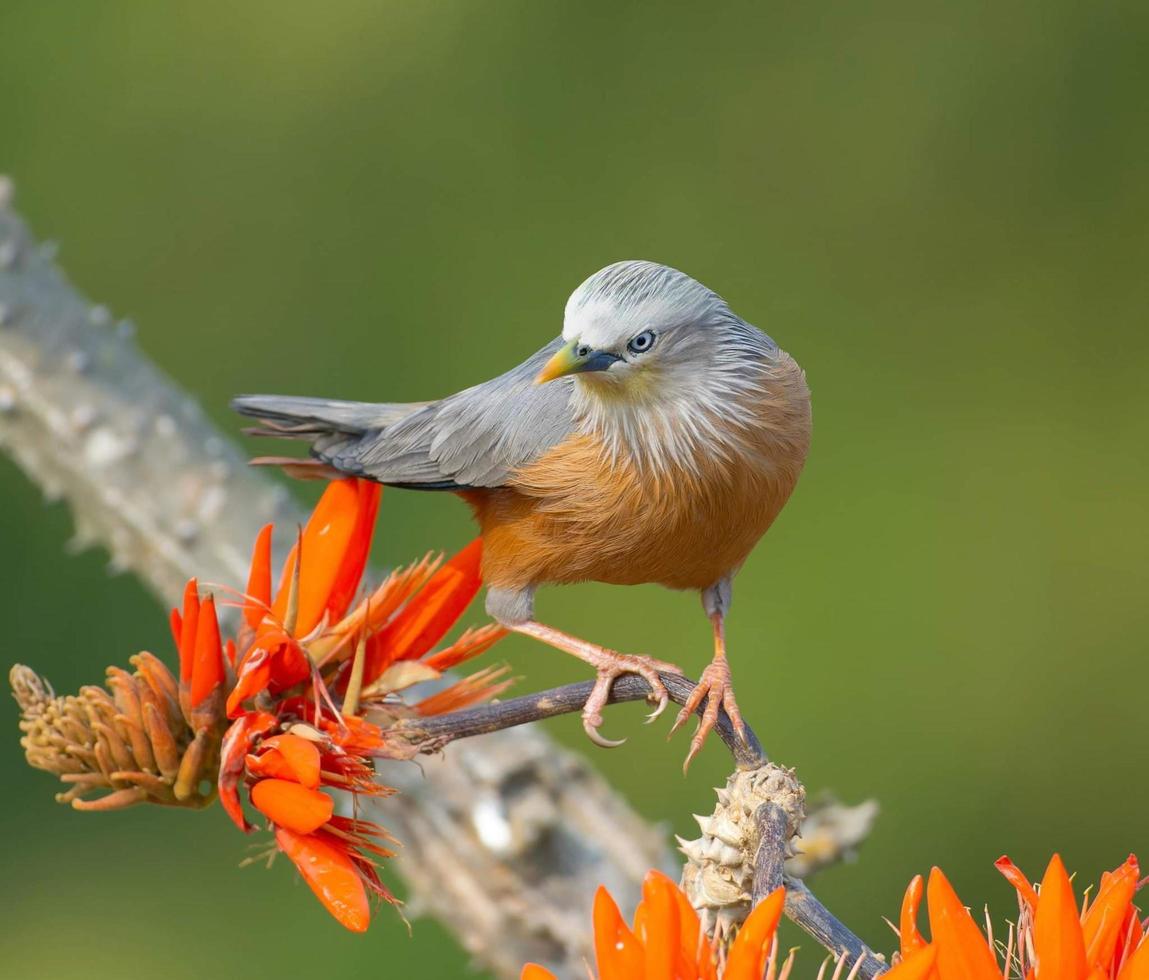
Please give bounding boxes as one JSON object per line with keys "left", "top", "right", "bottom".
{"left": 535, "top": 340, "right": 622, "bottom": 384}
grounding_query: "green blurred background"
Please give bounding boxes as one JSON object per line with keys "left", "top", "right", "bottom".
{"left": 2, "top": 2, "right": 1146, "bottom": 977}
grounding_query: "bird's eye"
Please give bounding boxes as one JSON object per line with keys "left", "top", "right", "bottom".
{"left": 627, "top": 330, "right": 656, "bottom": 355}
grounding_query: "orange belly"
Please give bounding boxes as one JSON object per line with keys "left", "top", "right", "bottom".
{"left": 460, "top": 358, "right": 811, "bottom": 592}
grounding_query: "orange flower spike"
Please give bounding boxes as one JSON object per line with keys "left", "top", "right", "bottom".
{"left": 592, "top": 885, "right": 645, "bottom": 979}
{"left": 900, "top": 873, "right": 928, "bottom": 957}
{"left": 189, "top": 595, "right": 225, "bottom": 715}
{"left": 218, "top": 710, "right": 277, "bottom": 832}
{"left": 1033, "top": 855, "right": 1088, "bottom": 980}
{"left": 364, "top": 538, "right": 484, "bottom": 683}
{"left": 886, "top": 944, "right": 939, "bottom": 980}
{"left": 638, "top": 870, "right": 684, "bottom": 980}
{"left": 271, "top": 479, "right": 368, "bottom": 637}
{"left": 996, "top": 855, "right": 1040, "bottom": 914}
{"left": 926, "top": 867, "right": 1001, "bottom": 980}
{"left": 244, "top": 523, "right": 274, "bottom": 631}
{"left": 1082, "top": 855, "right": 1140, "bottom": 969}
{"left": 520, "top": 966, "right": 556, "bottom": 980}
{"left": 274, "top": 827, "right": 370, "bottom": 933}
{"left": 257, "top": 733, "right": 321, "bottom": 789}
{"left": 1116, "top": 933, "right": 1149, "bottom": 980}
{"left": 725, "top": 887, "right": 786, "bottom": 980}
{"left": 251, "top": 778, "right": 334, "bottom": 834}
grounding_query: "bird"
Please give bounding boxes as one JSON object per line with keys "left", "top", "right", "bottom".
{"left": 233, "top": 260, "right": 811, "bottom": 769}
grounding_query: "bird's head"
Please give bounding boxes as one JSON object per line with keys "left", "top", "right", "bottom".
{"left": 535, "top": 261, "right": 770, "bottom": 404}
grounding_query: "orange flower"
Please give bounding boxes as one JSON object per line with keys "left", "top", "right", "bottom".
{"left": 211, "top": 478, "right": 507, "bottom": 931}
{"left": 226, "top": 478, "right": 504, "bottom": 719}
{"left": 522, "top": 870, "right": 788, "bottom": 980}
{"left": 15, "top": 475, "right": 507, "bottom": 933}
{"left": 890, "top": 854, "right": 1148, "bottom": 980}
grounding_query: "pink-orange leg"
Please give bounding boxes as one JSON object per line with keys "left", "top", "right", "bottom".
{"left": 510, "top": 621, "right": 684, "bottom": 748}
{"left": 670, "top": 612, "right": 748, "bottom": 771}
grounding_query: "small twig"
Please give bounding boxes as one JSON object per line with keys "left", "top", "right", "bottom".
{"left": 396, "top": 672, "right": 767, "bottom": 770}
{"left": 752, "top": 802, "right": 791, "bottom": 902}
{"left": 783, "top": 878, "right": 888, "bottom": 978}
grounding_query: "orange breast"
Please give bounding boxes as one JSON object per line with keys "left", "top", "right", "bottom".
{"left": 460, "top": 355, "right": 811, "bottom": 593}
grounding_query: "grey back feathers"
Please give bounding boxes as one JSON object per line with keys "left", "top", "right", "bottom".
{"left": 233, "top": 338, "right": 576, "bottom": 490}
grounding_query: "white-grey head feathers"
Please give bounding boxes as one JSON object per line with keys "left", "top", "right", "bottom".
{"left": 563, "top": 260, "right": 765, "bottom": 350}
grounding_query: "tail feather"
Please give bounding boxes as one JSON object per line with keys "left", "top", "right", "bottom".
{"left": 231, "top": 395, "right": 419, "bottom": 436}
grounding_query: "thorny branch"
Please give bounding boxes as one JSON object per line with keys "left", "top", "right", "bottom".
{"left": 1, "top": 182, "right": 882, "bottom": 977}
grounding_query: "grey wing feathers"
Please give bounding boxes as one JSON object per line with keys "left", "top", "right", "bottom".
{"left": 233, "top": 338, "right": 576, "bottom": 490}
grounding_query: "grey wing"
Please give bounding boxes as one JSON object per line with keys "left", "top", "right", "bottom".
{"left": 323, "top": 338, "right": 577, "bottom": 489}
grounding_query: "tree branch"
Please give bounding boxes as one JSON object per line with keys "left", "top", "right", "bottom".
{"left": 395, "top": 672, "right": 766, "bottom": 770}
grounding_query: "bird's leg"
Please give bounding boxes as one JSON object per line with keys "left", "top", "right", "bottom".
{"left": 670, "top": 612, "right": 749, "bottom": 771}
{"left": 509, "top": 621, "right": 684, "bottom": 748}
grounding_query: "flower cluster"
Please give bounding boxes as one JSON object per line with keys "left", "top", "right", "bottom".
{"left": 895, "top": 853, "right": 1147, "bottom": 980}
{"left": 522, "top": 870, "right": 789, "bottom": 980}
{"left": 524, "top": 855, "right": 1148, "bottom": 980}
{"left": 13, "top": 478, "right": 509, "bottom": 931}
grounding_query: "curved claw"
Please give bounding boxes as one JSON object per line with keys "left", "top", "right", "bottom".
{"left": 583, "top": 716, "right": 627, "bottom": 748}
{"left": 644, "top": 692, "right": 670, "bottom": 724}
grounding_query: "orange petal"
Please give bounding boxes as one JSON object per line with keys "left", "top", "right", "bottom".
{"left": 177, "top": 579, "right": 200, "bottom": 687}
{"left": 413, "top": 665, "right": 515, "bottom": 717}
{"left": 322, "top": 481, "right": 380, "bottom": 624}
{"left": 275, "top": 827, "right": 370, "bottom": 932}
{"left": 1116, "top": 933, "right": 1149, "bottom": 980}
{"left": 226, "top": 646, "right": 273, "bottom": 718}
{"left": 190, "top": 595, "right": 225, "bottom": 712}
{"left": 996, "top": 856, "right": 1040, "bottom": 914}
{"left": 244, "top": 523, "right": 274, "bottom": 631}
{"left": 1033, "top": 855, "right": 1088, "bottom": 980}
{"left": 926, "top": 867, "right": 1001, "bottom": 980}
{"left": 638, "top": 870, "right": 685, "bottom": 979}
{"left": 258, "top": 733, "right": 321, "bottom": 789}
{"left": 364, "top": 538, "right": 483, "bottom": 683}
{"left": 520, "top": 966, "right": 557, "bottom": 980}
{"left": 272, "top": 479, "right": 365, "bottom": 637}
{"left": 1115, "top": 908, "right": 1145, "bottom": 973}
{"left": 886, "top": 944, "right": 939, "bottom": 980}
{"left": 251, "top": 778, "right": 334, "bottom": 834}
{"left": 900, "top": 874, "right": 928, "bottom": 957}
{"left": 669, "top": 868, "right": 704, "bottom": 971}
{"left": 169, "top": 608, "right": 183, "bottom": 650}
{"left": 726, "top": 886, "right": 785, "bottom": 980}
{"left": 217, "top": 711, "right": 277, "bottom": 832}
{"left": 422, "top": 624, "right": 509, "bottom": 672}
{"left": 1083, "top": 855, "right": 1139, "bottom": 969}
{"left": 592, "top": 885, "right": 644, "bottom": 978}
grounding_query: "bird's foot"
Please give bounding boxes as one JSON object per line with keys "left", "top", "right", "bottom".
{"left": 581, "top": 651, "right": 683, "bottom": 749}
{"left": 670, "top": 656, "right": 747, "bottom": 773}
